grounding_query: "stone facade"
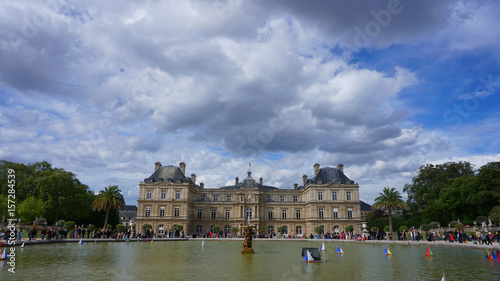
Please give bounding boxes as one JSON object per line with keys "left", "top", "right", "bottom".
{"left": 136, "top": 162, "right": 362, "bottom": 237}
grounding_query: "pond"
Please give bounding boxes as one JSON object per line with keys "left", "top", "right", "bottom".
{"left": 1, "top": 240, "right": 499, "bottom": 280}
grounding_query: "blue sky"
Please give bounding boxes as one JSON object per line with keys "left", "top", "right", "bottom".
{"left": 1, "top": 0, "right": 499, "bottom": 205}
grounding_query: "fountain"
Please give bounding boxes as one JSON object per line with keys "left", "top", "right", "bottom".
{"left": 241, "top": 215, "right": 255, "bottom": 254}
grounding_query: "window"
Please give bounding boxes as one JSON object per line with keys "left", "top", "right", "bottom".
{"left": 201, "top": 195, "right": 205, "bottom": 202}
{"left": 195, "top": 225, "right": 202, "bottom": 233}
{"left": 318, "top": 192, "right": 323, "bottom": 201}
{"left": 174, "top": 207, "right": 180, "bottom": 217}
{"left": 214, "top": 195, "right": 218, "bottom": 202}
{"left": 280, "top": 196, "right": 285, "bottom": 202}
{"left": 197, "top": 209, "right": 202, "bottom": 219}
{"left": 225, "top": 209, "right": 231, "bottom": 218}
{"left": 296, "top": 226, "right": 302, "bottom": 235}
{"left": 347, "top": 191, "right": 351, "bottom": 201}
{"left": 227, "top": 195, "right": 231, "bottom": 202}
{"left": 147, "top": 190, "right": 152, "bottom": 199}
{"left": 333, "top": 208, "right": 339, "bottom": 219}
{"left": 160, "top": 207, "right": 165, "bottom": 217}
{"left": 347, "top": 208, "right": 353, "bottom": 218}
{"left": 246, "top": 208, "right": 252, "bottom": 219}
{"left": 175, "top": 190, "right": 180, "bottom": 199}
{"left": 332, "top": 191, "right": 337, "bottom": 201}
{"left": 268, "top": 210, "right": 273, "bottom": 219}
{"left": 267, "top": 196, "right": 272, "bottom": 202}
{"left": 282, "top": 209, "right": 287, "bottom": 219}
{"left": 224, "top": 225, "right": 231, "bottom": 234}
{"left": 283, "top": 225, "right": 288, "bottom": 234}
{"left": 158, "top": 224, "right": 164, "bottom": 234}
{"left": 293, "top": 195, "right": 298, "bottom": 202}
{"left": 319, "top": 208, "right": 324, "bottom": 218}
{"left": 161, "top": 190, "right": 166, "bottom": 199}
{"left": 267, "top": 225, "right": 274, "bottom": 234}
{"left": 334, "top": 225, "right": 339, "bottom": 233}
{"left": 211, "top": 209, "right": 216, "bottom": 219}
{"left": 296, "top": 209, "right": 301, "bottom": 219}
{"left": 145, "top": 207, "right": 151, "bottom": 217}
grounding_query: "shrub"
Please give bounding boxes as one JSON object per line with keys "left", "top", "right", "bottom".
{"left": 449, "top": 221, "right": 458, "bottom": 227}
{"left": 212, "top": 225, "right": 220, "bottom": 233}
{"left": 116, "top": 224, "right": 126, "bottom": 233}
{"left": 371, "top": 226, "right": 378, "bottom": 232}
{"left": 173, "top": 224, "right": 184, "bottom": 231}
{"left": 430, "top": 221, "right": 440, "bottom": 229}
{"left": 231, "top": 227, "right": 240, "bottom": 235}
{"left": 56, "top": 220, "right": 66, "bottom": 227}
{"left": 63, "top": 221, "right": 76, "bottom": 232}
{"left": 142, "top": 224, "right": 152, "bottom": 232}
{"left": 420, "top": 224, "right": 431, "bottom": 231}
{"left": 399, "top": 226, "right": 409, "bottom": 232}
{"left": 87, "top": 224, "right": 95, "bottom": 231}
{"left": 345, "top": 225, "right": 354, "bottom": 233}
{"left": 35, "top": 218, "right": 47, "bottom": 225}
{"left": 315, "top": 226, "right": 324, "bottom": 234}
{"left": 383, "top": 225, "right": 390, "bottom": 233}
{"left": 455, "top": 223, "right": 465, "bottom": 231}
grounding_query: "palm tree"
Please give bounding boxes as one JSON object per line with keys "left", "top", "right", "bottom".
{"left": 372, "top": 187, "right": 409, "bottom": 235}
{"left": 92, "top": 185, "right": 125, "bottom": 230}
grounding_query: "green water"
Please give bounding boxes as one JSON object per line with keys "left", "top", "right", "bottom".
{"left": 1, "top": 240, "right": 499, "bottom": 280}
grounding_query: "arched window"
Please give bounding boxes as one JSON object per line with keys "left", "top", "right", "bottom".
{"left": 267, "top": 225, "right": 274, "bottom": 234}
{"left": 296, "top": 226, "right": 302, "bottom": 235}
{"left": 334, "top": 225, "right": 339, "bottom": 233}
{"left": 224, "top": 225, "right": 231, "bottom": 233}
{"left": 246, "top": 208, "right": 252, "bottom": 219}
{"left": 195, "top": 225, "right": 202, "bottom": 233}
{"left": 158, "top": 224, "right": 164, "bottom": 234}
{"left": 283, "top": 225, "right": 288, "bottom": 234}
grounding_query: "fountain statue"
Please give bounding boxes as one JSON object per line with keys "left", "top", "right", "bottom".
{"left": 241, "top": 216, "right": 255, "bottom": 254}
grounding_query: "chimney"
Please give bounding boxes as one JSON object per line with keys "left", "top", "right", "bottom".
{"left": 259, "top": 177, "right": 263, "bottom": 185}
{"left": 235, "top": 177, "right": 239, "bottom": 185}
{"left": 313, "top": 163, "right": 320, "bottom": 177}
{"left": 294, "top": 183, "right": 298, "bottom": 189}
{"left": 337, "top": 164, "right": 344, "bottom": 173}
{"left": 302, "top": 175, "right": 307, "bottom": 186}
{"left": 200, "top": 182, "right": 204, "bottom": 189}
{"left": 179, "top": 162, "right": 186, "bottom": 176}
{"left": 191, "top": 173, "right": 196, "bottom": 184}
{"left": 155, "top": 161, "right": 162, "bottom": 172}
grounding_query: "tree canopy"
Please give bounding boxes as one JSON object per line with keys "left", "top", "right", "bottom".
{"left": 372, "top": 187, "right": 408, "bottom": 233}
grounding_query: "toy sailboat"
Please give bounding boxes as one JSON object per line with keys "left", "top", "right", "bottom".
{"left": 201, "top": 240, "right": 204, "bottom": 247}
{"left": 441, "top": 270, "right": 446, "bottom": 281}
{"left": 79, "top": 239, "right": 83, "bottom": 244}
{"left": 383, "top": 246, "right": 391, "bottom": 255}
{"left": 0, "top": 249, "right": 8, "bottom": 260}
{"left": 491, "top": 251, "right": 498, "bottom": 261}
{"left": 407, "top": 241, "right": 411, "bottom": 247}
{"left": 320, "top": 243, "right": 325, "bottom": 251}
{"left": 336, "top": 246, "right": 343, "bottom": 254}
{"left": 302, "top": 250, "right": 314, "bottom": 263}
{"left": 486, "top": 249, "right": 491, "bottom": 259}
{"left": 21, "top": 242, "right": 25, "bottom": 248}
{"left": 425, "top": 246, "right": 433, "bottom": 256}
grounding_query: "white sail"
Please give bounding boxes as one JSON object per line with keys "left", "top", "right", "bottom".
{"left": 201, "top": 240, "right": 204, "bottom": 247}
{"left": 306, "top": 250, "right": 314, "bottom": 262}
{"left": 21, "top": 242, "right": 25, "bottom": 248}
{"left": 320, "top": 243, "right": 325, "bottom": 251}
{"left": 1, "top": 249, "right": 6, "bottom": 259}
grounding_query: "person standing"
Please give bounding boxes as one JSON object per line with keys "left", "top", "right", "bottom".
{"left": 41, "top": 228, "right": 46, "bottom": 240}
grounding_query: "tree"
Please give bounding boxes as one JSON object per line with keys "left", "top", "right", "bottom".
{"left": 116, "top": 224, "right": 126, "bottom": 232}
{"left": 18, "top": 196, "right": 46, "bottom": 223}
{"left": 314, "top": 225, "right": 324, "bottom": 234}
{"left": 142, "top": 224, "right": 152, "bottom": 232}
{"left": 231, "top": 227, "right": 240, "bottom": 236}
{"left": 212, "top": 225, "right": 220, "bottom": 234}
{"left": 92, "top": 185, "right": 125, "bottom": 230}
{"left": 63, "top": 221, "right": 76, "bottom": 233}
{"left": 372, "top": 187, "right": 409, "bottom": 235}
{"left": 345, "top": 225, "right": 354, "bottom": 233}
{"left": 403, "top": 161, "right": 474, "bottom": 224}
{"left": 277, "top": 226, "right": 286, "bottom": 236}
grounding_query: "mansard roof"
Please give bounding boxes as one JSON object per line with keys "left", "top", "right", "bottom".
{"left": 144, "top": 165, "right": 193, "bottom": 183}
{"left": 307, "top": 167, "right": 354, "bottom": 185}
{"left": 219, "top": 171, "right": 278, "bottom": 190}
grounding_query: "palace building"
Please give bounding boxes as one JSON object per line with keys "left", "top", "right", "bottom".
{"left": 136, "top": 162, "right": 362, "bottom": 237}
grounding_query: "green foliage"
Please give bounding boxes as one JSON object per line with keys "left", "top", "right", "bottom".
{"left": 107, "top": 224, "right": 113, "bottom": 230}
{"left": 92, "top": 185, "right": 125, "bottom": 230}
{"left": 35, "top": 217, "right": 47, "bottom": 225}
{"left": 429, "top": 221, "right": 440, "bottom": 228}
{"left": 87, "top": 224, "right": 95, "bottom": 231}
{"left": 258, "top": 226, "right": 266, "bottom": 233}
{"left": 420, "top": 224, "right": 431, "bottom": 231}
{"left": 455, "top": 223, "right": 465, "bottom": 231}
{"left": 18, "top": 196, "right": 46, "bottom": 223}
{"left": 142, "top": 224, "right": 152, "bottom": 231}
{"left": 372, "top": 187, "right": 409, "bottom": 234}
{"left": 490, "top": 206, "right": 500, "bottom": 220}
{"left": 212, "top": 225, "right": 220, "bottom": 233}
{"left": 383, "top": 225, "right": 390, "bottom": 233}
{"left": 277, "top": 226, "right": 286, "bottom": 234}
{"left": 399, "top": 226, "right": 409, "bottom": 232}
{"left": 116, "top": 224, "right": 126, "bottom": 232}
{"left": 449, "top": 220, "right": 458, "bottom": 227}
{"left": 231, "top": 227, "right": 240, "bottom": 234}
{"left": 371, "top": 226, "right": 378, "bottom": 232}
{"left": 63, "top": 221, "right": 76, "bottom": 231}
{"left": 345, "top": 225, "right": 354, "bottom": 232}
{"left": 403, "top": 161, "right": 500, "bottom": 225}
{"left": 56, "top": 220, "right": 66, "bottom": 227}
{"left": 314, "top": 225, "right": 324, "bottom": 234}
